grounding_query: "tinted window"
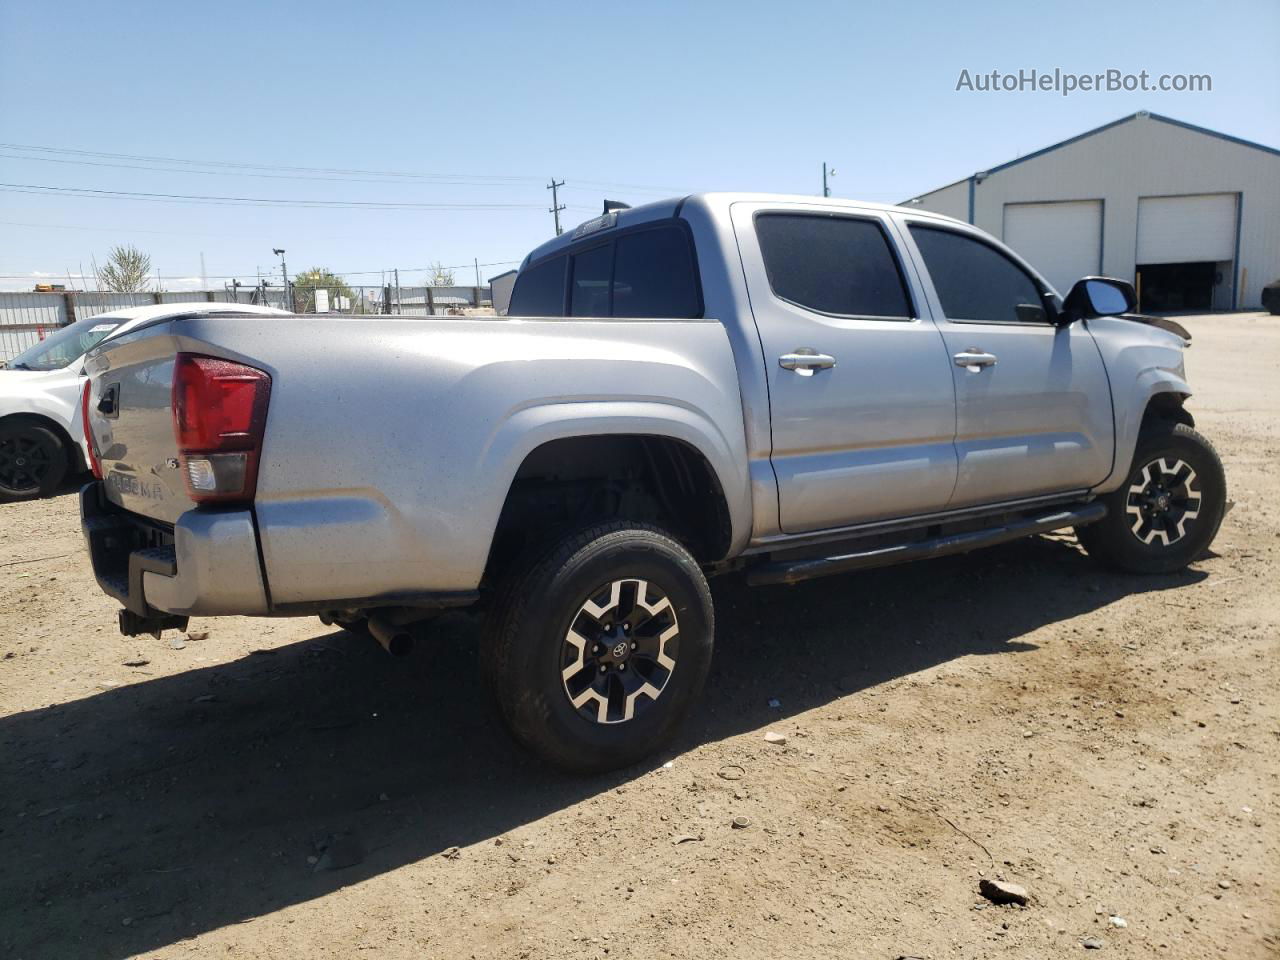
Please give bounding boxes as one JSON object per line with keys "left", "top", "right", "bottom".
{"left": 755, "top": 214, "right": 912, "bottom": 318}
{"left": 508, "top": 225, "right": 702, "bottom": 320}
{"left": 612, "top": 227, "right": 700, "bottom": 318}
{"left": 909, "top": 226, "right": 1046, "bottom": 324}
{"left": 508, "top": 256, "right": 566, "bottom": 316}
{"left": 570, "top": 244, "right": 613, "bottom": 316}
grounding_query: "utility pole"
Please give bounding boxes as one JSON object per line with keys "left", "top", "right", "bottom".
{"left": 474, "top": 258, "right": 480, "bottom": 288}
{"left": 547, "top": 178, "right": 566, "bottom": 236}
{"left": 394, "top": 268, "right": 401, "bottom": 315}
{"left": 822, "top": 162, "right": 835, "bottom": 198}
{"left": 272, "top": 248, "right": 288, "bottom": 309}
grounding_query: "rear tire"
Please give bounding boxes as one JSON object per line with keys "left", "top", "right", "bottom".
{"left": 482, "top": 522, "right": 714, "bottom": 774}
{"left": 0, "top": 422, "right": 68, "bottom": 500}
{"left": 1076, "top": 421, "right": 1226, "bottom": 574}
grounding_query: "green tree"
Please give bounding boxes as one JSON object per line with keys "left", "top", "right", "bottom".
{"left": 95, "top": 244, "right": 152, "bottom": 293}
{"left": 428, "top": 261, "right": 456, "bottom": 287}
{"left": 292, "top": 267, "right": 355, "bottom": 312}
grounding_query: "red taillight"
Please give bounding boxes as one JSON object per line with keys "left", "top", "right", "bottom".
{"left": 81, "top": 380, "right": 103, "bottom": 480}
{"left": 171, "top": 353, "right": 271, "bottom": 504}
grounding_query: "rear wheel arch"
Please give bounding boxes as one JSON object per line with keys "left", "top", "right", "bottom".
{"left": 485, "top": 434, "right": 734, "bottom": 581}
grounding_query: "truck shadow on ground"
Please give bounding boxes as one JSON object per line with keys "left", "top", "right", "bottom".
{"left": 1, "top": 534, "right": 1205, "bottom": 959}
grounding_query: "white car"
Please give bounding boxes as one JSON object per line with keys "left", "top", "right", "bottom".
{"left": 1, "top": 302, "right": 287, "bottom": 500}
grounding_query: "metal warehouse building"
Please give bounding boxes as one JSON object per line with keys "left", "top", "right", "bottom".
{"left": 905, "top": 111, "right": 1279, "bottom": 312}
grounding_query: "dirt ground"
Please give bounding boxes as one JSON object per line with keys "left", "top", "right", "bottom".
{"left": 1, "top": 312, "right": 1276, "bottom": 960}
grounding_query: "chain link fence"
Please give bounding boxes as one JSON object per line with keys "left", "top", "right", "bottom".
{"left": 0, "top": 284, "right": 493, "bottom": 362}
{"left": 279, "top": 284, "right": 492, "bottom": 317}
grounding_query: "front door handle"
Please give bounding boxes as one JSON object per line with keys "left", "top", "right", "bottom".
{"left": 779, "top": 349, "right": 837, "bottom": 377}
{"left": 953, "top": 349, "right": 998, "bottom": 372}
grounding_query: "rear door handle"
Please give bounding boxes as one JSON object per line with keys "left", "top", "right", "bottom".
{"left": 953, "top": 349, "right": 998, "bottom": 372}
{"left": 779, "top": 350, "right": 836, "bottom": 377}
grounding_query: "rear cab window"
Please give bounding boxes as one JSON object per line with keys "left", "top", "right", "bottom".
{"left": 570, "top": 244, "right": 613, "bottom": 316}
{"left": 507, "top": 255, "right": 567, "bottom": 316}
{"left": 754, "top": 212, "right": 914, "bottom": 319}
{"left": 509, "top": 223, "right": 701, "bottom": 319}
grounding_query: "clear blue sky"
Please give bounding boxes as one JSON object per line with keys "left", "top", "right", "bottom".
{"left": 1, "top": 0, "right": 1277, "bottom": 290}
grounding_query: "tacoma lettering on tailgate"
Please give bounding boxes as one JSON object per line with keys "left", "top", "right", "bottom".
{"left": 107, "top": 471, "right": 166, "bottom": 501}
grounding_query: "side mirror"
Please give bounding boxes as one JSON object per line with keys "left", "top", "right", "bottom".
{"left": 1061, "top": 277, "right": 1136, "bottom": 324}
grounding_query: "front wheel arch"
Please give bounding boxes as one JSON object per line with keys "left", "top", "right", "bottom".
{"left": 0, "top": 416, "right": 74, "bottom": 499}
{"left": 0, "top": 412, "right": 84, "bottom": 475}
{"left": 1141, "top": 392, "right": 1195, "bottom": 432}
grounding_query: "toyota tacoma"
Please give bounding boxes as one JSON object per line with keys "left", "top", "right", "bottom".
{"left": 79, "top": 194, "right": 1226, "bottom": 772}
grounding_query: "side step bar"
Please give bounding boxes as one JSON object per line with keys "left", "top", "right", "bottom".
{"left": 747, "top": 502, "right": 1107, "bottom": 587}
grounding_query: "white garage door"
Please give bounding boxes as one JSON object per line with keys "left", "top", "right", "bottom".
{"left": 1003, "top": 200, "right": 1102, "bottom": 295}
{"left": 1136, "top": 194, "right": 1236, "bottom": 263}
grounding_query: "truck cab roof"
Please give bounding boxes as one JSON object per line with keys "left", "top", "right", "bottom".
{"left": 521, "top": 192, "right": 968, "bottom": 267}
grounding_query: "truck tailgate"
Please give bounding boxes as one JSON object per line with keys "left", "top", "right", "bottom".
{"left": 85, "top": 323, "right": 191, "bottom": 525}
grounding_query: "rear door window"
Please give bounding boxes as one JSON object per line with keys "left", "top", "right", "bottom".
{"left": 508, "top": 255, "right": 566, "bottom": 316}
{"left": 570, "top": 244, "right": 614, "bottom": 317}
{"left": 755, "top": 213, "right": 913, "bottom": 318}
{"left": 909, "top": 225, "right": 1047, "bottom": 324}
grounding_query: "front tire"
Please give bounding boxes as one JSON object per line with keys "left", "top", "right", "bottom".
{"left": 1076, "top": 421, "right": 1226, "bottom": 574}
{"left": 0, "top": 422, "right": 68, "bottom": 500}
{"left": 482, "top": 522, "right": 714, "bottom": 774}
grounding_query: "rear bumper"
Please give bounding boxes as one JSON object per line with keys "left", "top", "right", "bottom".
{"left": 80, "top": 482, "right": 270, "bottom": 617}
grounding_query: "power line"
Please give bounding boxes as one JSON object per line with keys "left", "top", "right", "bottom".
{"left": 0, "top": 142, "right": 687, "bottom": 195}
{"left": 0, "top": 218, "right": 354, "bottom": 240}
{"left": 0, "top": 259, "right": 523, "bottom": 282}
{"left": 0, "top": 142, "right": 540, "bottom": 182}
{"left": 0, "top": 152, "right": 550, "bottom": 188}
{"left": 0, "top": 182, "right": 574, "bottom": 210}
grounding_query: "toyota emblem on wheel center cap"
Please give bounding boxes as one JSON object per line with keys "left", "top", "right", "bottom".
{"left": 611, "top": 641, "right": 628, "bottom": 659}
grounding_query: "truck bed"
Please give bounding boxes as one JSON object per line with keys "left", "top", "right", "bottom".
{"left": 83, "top": 312, "right": 752, "bottom": 614}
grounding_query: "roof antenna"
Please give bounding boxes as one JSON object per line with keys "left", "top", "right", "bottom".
{"left": 603, "top": 199, "right": 631, "bottom": 213}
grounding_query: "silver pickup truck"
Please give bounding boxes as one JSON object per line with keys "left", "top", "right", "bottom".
{"left": 80, "top": 193, "right": 1226, "bottom": 771}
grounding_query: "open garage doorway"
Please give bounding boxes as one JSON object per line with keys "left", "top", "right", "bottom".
{"left": 1136, "top": 194, "right": 1239, "bottom": 312}
{"left": 1136, "top": 261, "right": 1230, "bottom": 312}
